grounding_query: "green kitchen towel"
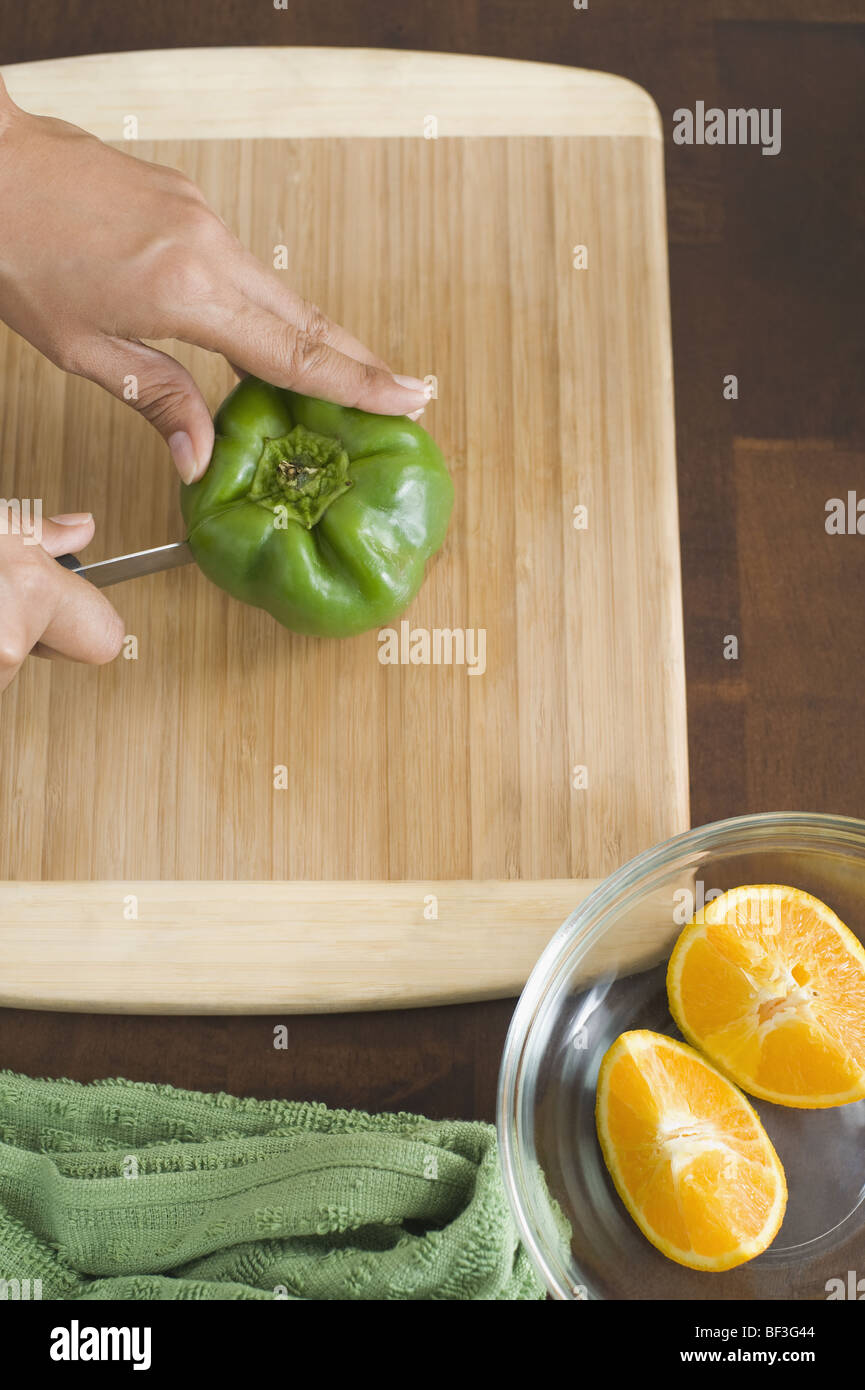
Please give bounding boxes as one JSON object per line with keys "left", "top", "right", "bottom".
{"left": 0, "top": 1071, "right": 544, "bottom": 1301}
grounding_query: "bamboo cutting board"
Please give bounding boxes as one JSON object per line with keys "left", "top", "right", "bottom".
{"left": 0, "top": 49, "right": 688, "bottom": 1012}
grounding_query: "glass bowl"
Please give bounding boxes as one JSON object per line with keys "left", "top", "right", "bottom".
{"left": 497, "top": 812, "right": 865, "bottom": 1299}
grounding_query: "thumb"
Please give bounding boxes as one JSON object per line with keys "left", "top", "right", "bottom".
{"left": 80, "top": 337, "right": 215, "bottom": 482}
{"left": 38, "top": 513, "right": 97, "bottom": 558}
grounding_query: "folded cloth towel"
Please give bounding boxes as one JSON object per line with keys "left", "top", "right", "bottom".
{"left": 0, "top": 1071, "right": 544, "bottom": 1301}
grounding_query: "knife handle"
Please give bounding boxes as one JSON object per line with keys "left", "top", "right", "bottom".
{"left": 55, "top": 553, "right": 86, "bottom": 577}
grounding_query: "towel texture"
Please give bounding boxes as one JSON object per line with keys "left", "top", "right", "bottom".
{"left": 0, "top": 1071, "right": 544, "bottom": 1301}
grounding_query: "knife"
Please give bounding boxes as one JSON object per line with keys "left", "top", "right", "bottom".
{"left": 56, "top": 541, "right": 194, "bottom": 588}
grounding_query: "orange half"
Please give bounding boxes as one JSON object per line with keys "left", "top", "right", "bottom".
{"left": 668, "top": 885, "right": 865, "bottom": 1108}
{"left": 596, "top": 1030, "right": 786, "bottom": 1271}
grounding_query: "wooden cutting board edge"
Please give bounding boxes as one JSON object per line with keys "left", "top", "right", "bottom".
{"left": 2, "top": 46, "right": 664, "bottom": 141}
{"left": 0, "top": 879, "right": 604, "bottom": 1014}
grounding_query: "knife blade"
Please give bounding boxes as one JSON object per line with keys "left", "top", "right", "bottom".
{"left": 56, "top": 541, "right": 194, "bottom": 589}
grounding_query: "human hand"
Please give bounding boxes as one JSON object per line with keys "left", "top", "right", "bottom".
{"left": 0, "top": 78, "right": 431, "bottom": 483}
{"left": 0, "top": 512, "right": 125, "bottom": 692}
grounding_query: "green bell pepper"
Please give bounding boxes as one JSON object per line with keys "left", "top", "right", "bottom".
{"left": 180, "top": 376, "right": 454, "bottom": 638}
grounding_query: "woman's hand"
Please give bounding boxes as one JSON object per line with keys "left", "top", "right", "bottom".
{"left": 0, "top": 513, "right": 125, "bottom": 692}
{"left": 0, "top": 79, "right": 430, "bottom": 482}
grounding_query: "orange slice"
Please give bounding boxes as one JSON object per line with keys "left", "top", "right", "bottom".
{"left": 667, "top": 885, "right": 865, "bottom": 1108}
{"left": 596, "top": 1030, "right": 786, "bottom": 1271}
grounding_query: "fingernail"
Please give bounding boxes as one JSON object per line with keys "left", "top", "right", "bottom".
{"left": 392, "top": 374, "right": 429, "bottom": 398}
{"left": 168, "top": 430, "right": 198, "bottom": 483}
{"left": 49, "top": 512, "right": 93, "bottom": 525}
{"left": 407, "top": 407, "right": 425, "bottom": 421}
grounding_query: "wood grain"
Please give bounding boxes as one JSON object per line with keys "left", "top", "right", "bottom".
{"left": 2, "top": 47, "right": 662, "bottom": 140}
{"left": 0, "top": 879, "right": 604, "bottom": 1013}
{"left": 0, "top": 49, "right": 687, "bottom": 1011}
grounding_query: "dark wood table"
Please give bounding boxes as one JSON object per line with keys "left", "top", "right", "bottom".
{"left": 2, "top": 2, "right": 863, "bottom": 1121}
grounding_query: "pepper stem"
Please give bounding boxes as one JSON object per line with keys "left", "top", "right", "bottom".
{"left": 250, "top": 425, "right": 352, "bottom": 528}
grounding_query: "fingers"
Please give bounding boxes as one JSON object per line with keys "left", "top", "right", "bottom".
{"left": 78, "top": 336, "right": 215, "bottom": 483}
{"left": 195, "top": 298, "right": 431, "bottom": 418}
{"left": 237, "top": 257, "right": 393, "bottom": 372}
{"left": 0, "top": 537, "right": 125, "bottom": 691}
{"left": 32, "top": 566, "right": 126, "bottom": 664}
{"left": 0, "top": 612, "right": 32, "bottom": 692}
{"left": 32, "top": 556, "right": 125, "bottom": 663}
{"left": 186, "top": 237, "right": 427, "bottom": 411}
{"left": 38, "top": 513, "right": 96, "bottom": 558}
